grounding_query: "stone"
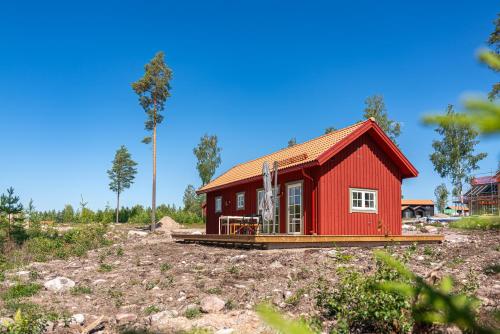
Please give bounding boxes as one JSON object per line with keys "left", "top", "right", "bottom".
{"left": 416, "top": 255, "right": 425, "bottom": 261}
{"left": 325, "top": 249, "right": 337, "bottom": 257}
{"left": 191, "top": 231, "right": 202, "bottom": 235}
{"left": 200, "top": 295, "right": 225, "bottom": 313}
{"left": 283, "top": 291, "right": 293, "bottom": 299}
{"left": 423, "top": 225, "right": 438, "bottom": 234}
{"left": 44, "top": 277, "right": 75, "bottom": 292}
{"left": 402, "top": 224, "right": 416, "bottom": 231}
{"left": 70, "top": 314, "right": 85, "bottom": 325}
{"left": 229, "top": 254, "right": 248, "bottom": 262}
{"left": 128, "top": 230, "right": 148, "bottom": 237}
{"left": 15, "top": 271, "right": 31, "bottom": 282}
{"left": 216, "top": 329, "right": 234, "bottom": 334}
{"left": 269, "top": 261, "right": 283, "bottom": 269}
{"left": 150, "top": 310, "right": 176, "bottom": 327}
{"left": 92, "top": 279, "right": 107, "bottom": 285}
{"left": 115, "top": 313, "right": 137, "bottom": 324}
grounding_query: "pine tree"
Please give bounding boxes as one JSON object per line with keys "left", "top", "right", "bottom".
{"left": 287, "top": 137, "right": 297, "bottom": 147}
{"left": 0, "top": 187, "right": 24, "bottom": 240}
{"left": 132, "top": 51, "right": 173, "bottom": 231}
{"left": 107, "top": 146, "right": 138, "bottom": 224}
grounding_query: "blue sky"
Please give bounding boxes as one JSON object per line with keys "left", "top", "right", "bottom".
{"left": 0, "top": 1, "right": 498, "bottom": 211}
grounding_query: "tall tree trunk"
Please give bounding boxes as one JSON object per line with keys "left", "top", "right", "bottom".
{"left": 151, "top": 119, "right": 157, "bottom": 232}
{"left": 116, "top": 191, "right": 120, "bottom": 224}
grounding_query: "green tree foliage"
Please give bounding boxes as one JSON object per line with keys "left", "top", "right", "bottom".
{"left": 434, "top": 183, "right": 449, "bottom": 213}
{"left": 107, "top": 145, "right": 138, "bottom": 224}
{"left": 287, "top": 137, "right": 297, "bottom": 147}
{"left": 0, "top": 187, "right": 24, "bottom": 240}
{"left": 24, "top": 199, "right": 35, "bottom": 228}
{"left": 132, "top": 51, "right": 173, "bottom": 230}
{"left": 193, "top": 134, "right": 222, "bottom": 186}
{"left": 62, "top": 204, "right": 75, "bottom": 224}
{"left": 428, "top": 105, "right": 487, "bottom": 200}
{"left": 324, "top": 127, "right": 336, "bottom": 134}
{"left": 183, "top": 184, "right": 203, "bottom": 217}
{"left": 363, "top": 95, "right": 401, "bottom": 144}
{"left": 487, "top": 13, "right": 499, "bottom": 100}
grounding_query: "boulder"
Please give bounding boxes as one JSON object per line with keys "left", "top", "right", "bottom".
{"left": 115, "top": 313, "right": 138, "bottom": 324}
{"left": 70, "top": 314, "right": 85, "bottom": 325}
{"left": 200, "top": 295, "right": 225, "bottom": 313}
{"left": 422, "top": 225, "right": 438, "bottom": 234}
{"left": 44, "top": 277, "right": 75, "bottom": 292}
{"left": 269, "top": 261, "right": 283, "bottom": 269}
{"left": 229, "top": 255, "right": 247, "bottom": 262}
{"left": 128, "top": 230, "right": 149, "bottom": 238}
{"left": 150, "top": 310, "right": 177, "bottom": 326}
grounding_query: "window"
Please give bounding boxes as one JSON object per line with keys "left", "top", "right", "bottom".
{"left": 350, "top": 188, "right": 377, "bottom": 213}
{"left": 236, "top": 192, "right": 245, "bottom": 210}
{"left": 215, "top": 196, "right": 222, "bottom": 213}
{"left": 257, "top": 187, "right": 280, "bottom": 233}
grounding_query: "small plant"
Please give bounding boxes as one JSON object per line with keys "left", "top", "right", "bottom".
{"left": 160, "top": 262, "right": 172, "bottom": 272}
{"left": 144, "top": 305, "right": 161, "bottom": 315}
{"left": 225, "top": 299, "right": 236, "bottom": 310}
{"left": 116, "top": 246, "right": 124, "bottom": 256}
{"left": 98, "top": 263, "right": 114, "bottom": 273}
{"left": 483, "top": 263, "right": 500, "bottom": 276}
{"left": 184, "top": 306, "right": 202, "bottom": 319}
{"left": 206, "top": 287, "right": 222, "bottom": 295}
{"left": 108, "top": 288, "right": 124, "bottom": 307}
{"left": 70, "top": 285, "right": 92, "bottom": 295}
{"left": 29, "top": 270, "right": 40, "bottom": 280}
{"left": 335, "top": 253, "right": 353, "bottom": 263}
{"left": 145, "top": 281, "right": 157, "bottom": 290}
{"left": 448, "top": 257, "right": 464, "bottom": 268}
{"left": 227, "top": 265, "right": 240, "bottom": 275}
{"left": 423, "top": 245, "right": 434, "bottom": 257}
{"left": 2, "top": 283, "right": 42, "bottom": 301}
{"left": 159, "top": 275, "right": 174, "bottom": 289}
{"left": 2, "top": 309, "right": 47, "bottom": 334}
{"left": 285, "top": 288, "right": 306, "bottom": 306}
{"left": 459, "top": 269, "right": 479, "bottom": 296}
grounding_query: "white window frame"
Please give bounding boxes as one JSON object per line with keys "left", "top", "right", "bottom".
{"left": 215, "top": 196, "right": 222, "bottom": 213}
{"left": 236, "top": 192, "right": 245, "bottom": 210}
{"left": 349, "top": 188, "right": 378, "bottom": 213}
{"left": 286, "top": 181, "right": 303, "bottom": 235}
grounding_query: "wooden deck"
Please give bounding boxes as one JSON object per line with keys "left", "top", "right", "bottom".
{"left": 171, "top": 233, "right": 444, "bottom": 249}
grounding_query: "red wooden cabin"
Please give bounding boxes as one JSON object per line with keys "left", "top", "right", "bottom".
{"left": 197, "top": 119, "right": 418, "bottom": 236}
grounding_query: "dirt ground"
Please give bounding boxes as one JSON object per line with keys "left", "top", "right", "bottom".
{"left": 1, "top": 223, "right": 499, "bottom": 334}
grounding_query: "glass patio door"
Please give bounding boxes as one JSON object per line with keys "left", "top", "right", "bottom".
{"left": 287, "top": 182, "right": 303, "bottom": 234}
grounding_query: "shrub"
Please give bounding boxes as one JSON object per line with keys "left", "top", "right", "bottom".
{"left": 449, "top": 216, "right": 500, "bottom": 230}
{"left": 98, "top": 263, "right": 113, "bottom": 273}
{"left": 2, "top": 310, "right": 47, "bottom": 334}
{"left": 144, "top": 305, "right": 160, "bottom": 315}
{"left": 483, "top": 263, "right": 500, "bottom": 276}
{"left": 316, "top": 257, "right": 413, "bottom": 333}
{"left": 70, "top": 285, "right": 92, "bottom": 295}
{"left": 184, "top": 306, "right": 201, "bottom": 319}
{"left": 160, "top": 262, "right": 172, "bottom": 272}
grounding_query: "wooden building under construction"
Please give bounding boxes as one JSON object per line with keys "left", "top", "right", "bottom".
{"left": 463, "top": 171, "right": 500, "bottom": 216}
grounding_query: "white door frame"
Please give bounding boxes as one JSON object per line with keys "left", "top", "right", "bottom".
{"left": 286, "top": 181, "right": 303, "bottom": 235}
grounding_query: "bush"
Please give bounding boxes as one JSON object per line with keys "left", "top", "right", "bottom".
{"left": 316, "top": 256, "right": 413, "bottom": 333}
{"left": 1, "top": 310, "right": 47, "bottom": 334}
{"left": 449, "top": 216, "right": 500, "bottom": 230}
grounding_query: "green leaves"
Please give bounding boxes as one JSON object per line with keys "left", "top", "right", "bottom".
{"left": 256, "top": 304, "right": 315, "bottom": 334}
{"left": 193, "top": 134, "right": 222, "bottom": 186}
{"left": 363, "top": 94, "right": 401, "bottom": 145}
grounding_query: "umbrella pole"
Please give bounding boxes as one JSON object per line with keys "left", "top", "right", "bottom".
{"left": 273, "top": 161, "right": 278, "bottom": 234}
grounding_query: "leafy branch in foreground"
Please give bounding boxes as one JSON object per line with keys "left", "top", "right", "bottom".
{"left": 423, "top": 51, "right": 500, "bottom": 135}
{"left": 255, "top": 304, "right": 314, "bottom": 334}
{"left": 374, "top": 251, "right": 495, "bottom": 334}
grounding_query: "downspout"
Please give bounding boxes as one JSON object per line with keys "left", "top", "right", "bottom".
{"left": 302, "top": 168, "right": 316, "bottom": 235}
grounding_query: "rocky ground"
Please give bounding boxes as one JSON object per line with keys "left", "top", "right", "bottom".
{"left": 0, "top": 221, "right": 499, "bottom": 334}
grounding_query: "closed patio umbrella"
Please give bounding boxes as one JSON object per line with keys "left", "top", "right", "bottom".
{"left": 259, "top": 161, "right": 274, "bottom": 223}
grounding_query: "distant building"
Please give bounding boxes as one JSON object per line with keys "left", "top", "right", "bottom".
{"left": 463, "top": 171, "right": 499, "bottom": 216}
{"left": 444, "top": 205, "right": 469, "bottom": 216}
{"left": 401, "top": 199, "right": 434, "bottom": 218}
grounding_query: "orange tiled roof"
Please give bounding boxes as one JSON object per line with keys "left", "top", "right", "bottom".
{"left": 198, "top": 121, "right": 366, "bottom": 193}
{"left": 401, "top": 199, "right": 434, "bottom": 206}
